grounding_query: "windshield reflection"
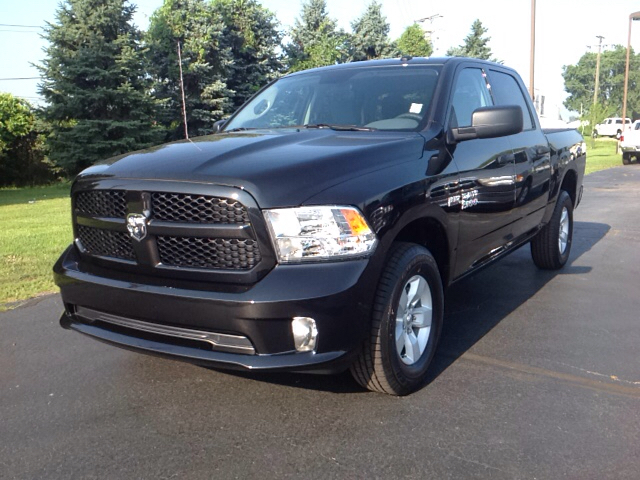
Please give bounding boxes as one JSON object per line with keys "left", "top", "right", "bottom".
{"left": 224, "top": 65, "right": 441, "bottom": 132}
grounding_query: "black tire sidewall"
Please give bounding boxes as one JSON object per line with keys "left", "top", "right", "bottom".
{"left": 380, "top": 247, "right": 443, "bottom": 387}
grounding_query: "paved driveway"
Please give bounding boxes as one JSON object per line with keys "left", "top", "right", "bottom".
{"left": 2, "top": 167, "right": 639, "bottom": 479}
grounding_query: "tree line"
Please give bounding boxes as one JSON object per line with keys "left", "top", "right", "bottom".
{"left": 562, "top": 45, "right": 640, "bottom": 127}
{"left": 2, "top": 0, "right": 497, "bottom": 185}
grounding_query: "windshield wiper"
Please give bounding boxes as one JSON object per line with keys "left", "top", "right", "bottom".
{"left": 224, "top": 127, "right": 258, "bottom": 133}
{"left": 303, "top": 123, "right": 377, "bottom": 132}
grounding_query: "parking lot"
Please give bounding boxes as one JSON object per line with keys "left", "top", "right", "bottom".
{"left": 1, "top": 166, "right": 639, "bottom": 479}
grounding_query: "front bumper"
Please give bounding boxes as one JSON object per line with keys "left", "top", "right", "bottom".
{"left": 54, "top": 245, "right": 375, "bottom": 373}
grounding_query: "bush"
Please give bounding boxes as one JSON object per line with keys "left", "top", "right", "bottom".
{"left": 0, "top": 93, "right": 59, "bottom": 187}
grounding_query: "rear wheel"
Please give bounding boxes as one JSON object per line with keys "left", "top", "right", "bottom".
{"left": 350, "top": 243, "right": 443, "bottom": 395}
{"left": 623, "top": 152, "right": 631, "bottom": 165}
{"left": 531, "top": 190, "right": 573, "bottom": 270}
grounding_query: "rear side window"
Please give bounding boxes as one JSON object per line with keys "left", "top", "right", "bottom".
{"left": 488, "top": 70, "right": 534, "bottom": 131}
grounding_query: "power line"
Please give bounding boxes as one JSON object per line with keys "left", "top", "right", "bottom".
{"left": 0, "top": 23, "right": 41, "bottom": 28}
{"left": 0, "top": 77, "right": 40, "bottom": 81}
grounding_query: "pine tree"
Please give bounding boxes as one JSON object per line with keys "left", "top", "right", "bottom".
{"left": 285, "top": 0, "right": 348, "bottom": 72}
{"left": 350, "top": 2, "right": 395, "bottom": 61}
{"left": 38, "top": 0, "right": 162, "bottom": 175}
{"left": 446, "top": 19, "right": 495, "bottom": 61}
{"left": 213, "top": 0, "right": 284, "bottom": 110}
{"left": 397, "top": 24, "right": 432, "bottom": 58}
{"left": 147, "top": 0, "right": 232, "bottom": 140}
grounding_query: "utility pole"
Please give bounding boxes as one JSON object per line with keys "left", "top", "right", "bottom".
{"left": 529, "top": 0, "right": 536, "bottom": 100}
{"left": 593, "top": 35, "right": 604, "bottom": 106}
{"left": 416, "top": 14, "right": 443, "bottom": 53}
{"left": 622, "top": 12, "right": 640, "bottom": 131}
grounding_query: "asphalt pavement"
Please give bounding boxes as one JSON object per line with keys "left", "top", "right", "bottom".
{"left": 1, "top": 166, "right": 639, "bottom": 479}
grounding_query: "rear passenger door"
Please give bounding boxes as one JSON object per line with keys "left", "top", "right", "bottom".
{"left": 487, "top": 67, "right": 550, "bottom": 241}
{"left": 447, "top": 65, "right": 517, "bottom": 279}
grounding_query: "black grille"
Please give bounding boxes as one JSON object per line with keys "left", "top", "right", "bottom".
{"left": 77, "top": 225, "right": 135, "bottom": 260}
{"left": 76, "top": 190, "right": 126, "bottom": 218}
{"left": 157, "top": 236, "right": 261, "bottom": 270}
{"left": 151, "top": 193, "right": 249, "bottom": 224}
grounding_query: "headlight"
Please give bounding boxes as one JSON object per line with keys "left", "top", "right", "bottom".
{"left": 264, "top": 206, "right": 377, "bottom": 262}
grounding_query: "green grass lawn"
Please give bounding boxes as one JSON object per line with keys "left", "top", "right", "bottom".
{"left": 0, "top": 138, "right": 629, "bottom": 309}
{"left": 585, "top": 137, "right": 623, "bottom": 174}
{"left": 0, "top": 183, "right": 72, "bottom": 310}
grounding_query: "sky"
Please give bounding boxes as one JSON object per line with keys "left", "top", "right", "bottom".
{"left": 2, "top": 0, "right": 640, "bottom": 120}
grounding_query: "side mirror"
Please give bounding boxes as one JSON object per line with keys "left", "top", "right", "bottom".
{"left": 449, "top": 105, "right": 523, "bottom": 143}
{"left": 212, "top": 119, "right": 227, "bottom": 134}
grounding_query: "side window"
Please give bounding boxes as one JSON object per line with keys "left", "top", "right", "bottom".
{"left": 488, "top": 70, "right": 534, "bottom": 130}
{"left": 449, "top": 68, "right": 493, "bottom": 128}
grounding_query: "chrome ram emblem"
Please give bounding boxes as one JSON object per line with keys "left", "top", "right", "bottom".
{"left": 126, "top": 213, "right": 148, "bottom": 242}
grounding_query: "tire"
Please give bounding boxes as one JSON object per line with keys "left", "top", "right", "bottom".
{"left": 531, "top": 190, "right": 573, "bottom": 270}
{"left": 623, "top": 152, "right": 631, "bottom": 165}
{"left": 592, "top": 131, "right": 598, "bottom": 139}
{"left": 350, "top": 242, "right": 444, "bottom": 395}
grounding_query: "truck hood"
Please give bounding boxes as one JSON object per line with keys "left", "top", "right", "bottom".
{"left": 78, "top": 129, "right": 425, "bottom": 207}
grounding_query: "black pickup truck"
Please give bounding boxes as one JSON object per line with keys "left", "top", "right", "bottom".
{"left": 54, "top": 57, "right": 586, "bottom": 395}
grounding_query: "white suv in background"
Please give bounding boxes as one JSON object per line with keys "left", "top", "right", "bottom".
{"left": 594, "top": 117, "right": 632, "bottom": 139}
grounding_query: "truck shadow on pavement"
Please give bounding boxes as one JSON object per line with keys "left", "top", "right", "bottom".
{"left": 209, "top": 221, "right": 610, "bottom": 394}
{"left": 427, "top": 220, "right": 610, "bottom": 383}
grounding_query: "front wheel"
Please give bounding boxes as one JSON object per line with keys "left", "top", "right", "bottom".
{"left": 350, "top": 243, "right": 444, "bottom": 395}
{"left": 531, "top": 190, "right": 573, "bottom": 270}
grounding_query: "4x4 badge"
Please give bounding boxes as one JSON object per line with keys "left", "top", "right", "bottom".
{"left": 126, "top": 213, "right": 148, "bottom": 242}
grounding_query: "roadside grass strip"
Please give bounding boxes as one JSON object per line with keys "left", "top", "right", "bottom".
{"left": 586, "top": 138, "right": 623, "bottom": 174}
{"left": 0, "top": 184, "right": 72, "bottom": 309}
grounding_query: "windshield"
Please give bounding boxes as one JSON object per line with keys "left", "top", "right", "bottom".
{"left": 223, "top": 65, "right": 441, "bottom": 132}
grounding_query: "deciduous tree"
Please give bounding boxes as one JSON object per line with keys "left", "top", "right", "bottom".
{"left": 397, "top": 24, "right": 432, "bottom": 58}
{"left": 0, "top": 94, "right": 57, "bottom": 186}
{"left": 563, "top": 45, "right": 640, "bottom": 119}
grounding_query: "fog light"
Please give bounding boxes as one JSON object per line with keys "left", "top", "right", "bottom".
{"left": 292, "top": 317, "right": 318, "bottom": 352}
